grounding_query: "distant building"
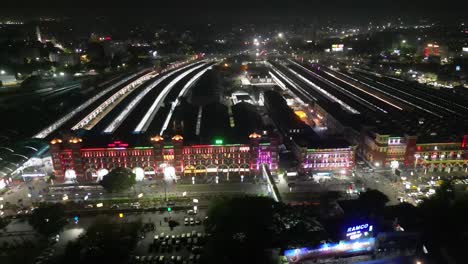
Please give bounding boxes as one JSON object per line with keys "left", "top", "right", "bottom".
{"left": 361, "top": 131, "right": 468, "bottom": 172}
{"left": 0, "top": 75, "right": 18, "bottom": 86}
{"left": 48, "top": 52, "right": 80, "bottom": 66}
{"left": 292, "top": 137, "right": 356, "bottom": 175}
{"left": 246, "top": 64, "right": 273, "bottom": 84}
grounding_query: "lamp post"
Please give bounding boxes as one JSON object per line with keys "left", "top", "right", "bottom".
{"left": 162, "top": 179, "right": 167, "bottom": 202}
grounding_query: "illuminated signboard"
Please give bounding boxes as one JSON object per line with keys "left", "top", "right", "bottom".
{"left": 107, "top": 140, "right": 129, "bottom": 148}
{"left": 284, "top": 237, "right": 375, "bottom": 263}
{"left": 331, "top": 44, "right": 344, "bottom": 52}
{"left": 346, "top": 223, "right": 373, "bottom": 240}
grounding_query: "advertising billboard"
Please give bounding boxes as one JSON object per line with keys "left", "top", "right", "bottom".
{"left": 284, "top": 237, "right": 375, "bottom": 263}
{"left": 345, "top": 223, "right": 374, "bottom": 240}
{"left": 331, "top": 44, "right": 344, "bottom": 52}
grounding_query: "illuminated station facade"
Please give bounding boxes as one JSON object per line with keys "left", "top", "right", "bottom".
{"left": 49, "top": 133, "right": 278, "bottom": 183}
{"left": 362, "top": 132, "right": 468, "bottom": 173}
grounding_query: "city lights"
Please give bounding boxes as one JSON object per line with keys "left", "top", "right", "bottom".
{"left": 0, "top": 5, "right": 465, "bottom": 264}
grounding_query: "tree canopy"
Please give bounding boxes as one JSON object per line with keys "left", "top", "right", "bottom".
{"left": 203, "top": 196, "right": 278, "bottom": 264}
{"left": 358, "top": 188, "right": 389, "bottom": 217}
{"left": 61, "top": 216, "right": 142, "bottom": 264}
{"left": 418, "top": 180, "right": 468, "bottom": 263}
{"left": 28, "top": 203, "right": 67, "bottom": 237}
{"left": 100, "top": 167, "right": 136, "bottom": 193}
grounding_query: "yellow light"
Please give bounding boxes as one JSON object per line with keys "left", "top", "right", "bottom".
{"left": 171, "top": 135, "right": 183, "bottom": 141}
{"left": 249, "top": 132, "right": 261, "bottom": 139}
{"left": 119, "top": 213, "right": 124, "bottom": 218}
{"left": 151, "top": 135, "right": 164, "bottom": 142}
{"left": 294, "top": 110, "right": 307, "bottom": 119}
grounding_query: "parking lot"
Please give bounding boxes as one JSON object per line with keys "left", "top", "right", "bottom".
{"left": 129, "top": 208, "right": 207, "bottom": 264}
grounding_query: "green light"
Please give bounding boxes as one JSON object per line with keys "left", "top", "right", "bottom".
{"left": 167, "top": 207, "right": 172, "bottom": 212}
{"left": 215, "top": 139, "right": 223, "bottom": 145}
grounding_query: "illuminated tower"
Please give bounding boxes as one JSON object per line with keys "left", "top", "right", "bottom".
{"left": 171, "top": 135, "right": 184, "bottom": 177}
{"left": 36, "top": 26, "right": 42, "bottom": 43}
{"left": 68, "top": 137, "right": 85, "bottom": 181}
{"left": 249, "top": 132, "right": 262, "bottom": 172}
{"left": 49, "top": 138, "right": 64, "bottom": 181}
{"left": 150, "top": 135, "right": 165, "bottom": 177}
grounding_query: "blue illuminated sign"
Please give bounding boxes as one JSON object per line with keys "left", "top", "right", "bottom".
{"left": 345, "top": 223, "right": 373, "bottom": 240}
{"left": 284, "top": 237, "right": 375, "bottom": 263}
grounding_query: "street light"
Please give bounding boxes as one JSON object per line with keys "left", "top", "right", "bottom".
{"left": 278, "top": 33, "right": 284, "bottom": 38}
{"left": 0, "top": 70, "right": 5, "bottom": 75}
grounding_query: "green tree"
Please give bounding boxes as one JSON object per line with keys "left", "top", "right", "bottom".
{"left": 204, "top": 196, "right": 277, "bottom": 264}
{"left": 28, "top": 203, "right": 67, "bottom": 237}
{"left": 418, "top": 180, "right": 468, "bottom": 263}
{"left": 61, "top": 216, "right": 142, "bottom": 264}
{"left": 100, "top": 167, "right": 136, "bottom": 193}
{"left": 358, "top": 189, "right": 389, "bottom": 216}
{"left": 0, "top": 217, "right": 10, "bottom": 230}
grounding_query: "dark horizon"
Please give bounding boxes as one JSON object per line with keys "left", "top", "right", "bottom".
{"left": 1, "top": 0, "right": 468, "bottom": 23}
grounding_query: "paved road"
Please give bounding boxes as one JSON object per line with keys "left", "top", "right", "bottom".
{"left": 354, "top": 169, "right": 403, "bottom": 205}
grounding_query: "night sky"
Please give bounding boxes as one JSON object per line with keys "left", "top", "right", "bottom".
{"left": 1, "top": 0, "right": 467, "bottom": 22}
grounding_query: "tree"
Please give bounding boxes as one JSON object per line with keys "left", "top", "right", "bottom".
{"left": 203, "top": 196, "right": 278, "bottom": 264}
{"left": 0, "top": 217, "right": 10, "bottom": 230}
{"left": 61, "top": 216, "right": 142, "bottom": 264}
{"left": 100, "top": 168, "right": 136, "bottom": 193}
{"left": 358, "top": 189, "right": 389, "bottom": 216}
{"left": 417, "top": 180, "right": 468, "bottom": 263}
{"left": 28, "top": 203, "right": 67, "bottom": 237}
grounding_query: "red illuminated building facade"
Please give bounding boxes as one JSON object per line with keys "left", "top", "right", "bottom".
{"left": 49, "top": 133, "right": 279, "bottom": 182}
{"left": 362, "top": 132, "right": 468, "bottom": 172}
